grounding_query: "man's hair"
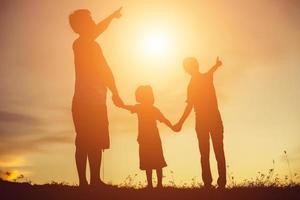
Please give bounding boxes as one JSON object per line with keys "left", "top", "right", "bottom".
{"left": 183, "top": 57, "right": 199, "bottom": 72}
{"left": 69, "top": 9, "right": 91, "bottom": 34}
{"left": 135, "top": 85, "right": 154, "bottom": 104}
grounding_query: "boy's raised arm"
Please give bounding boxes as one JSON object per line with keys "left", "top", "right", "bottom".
{"left": 207, "top": 56, "right": 222, "bottom": 74}
{"left": 93, "top": 7, "right": 122, "bottom": 39}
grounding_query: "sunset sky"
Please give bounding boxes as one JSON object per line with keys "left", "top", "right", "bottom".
{"left": 0, "top": 0, "right": 299, "bottom": 186}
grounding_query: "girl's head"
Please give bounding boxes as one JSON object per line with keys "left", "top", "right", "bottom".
{"left": 135, "top": 85, "right": 154, "bottom": 105}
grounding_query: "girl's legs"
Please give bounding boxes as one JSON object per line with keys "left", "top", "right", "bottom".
{"left": 156, "top": 168, "right": 163, "bottom": 188}
{"left": 146, "top": 169, "right": 153, "bottom": 188}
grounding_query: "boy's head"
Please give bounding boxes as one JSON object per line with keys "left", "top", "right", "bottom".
{"left": 69, "top": 9, "right": 96, "bottom": 36}
{"left": 135, "top": 85, "right": 154, "bottom": 105}
{"left": 183, "top": 57, "right": 199, "bottom": 75}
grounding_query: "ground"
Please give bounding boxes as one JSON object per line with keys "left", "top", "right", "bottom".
{"left": 1, "top": 179, "right": 300, "bottom": 200}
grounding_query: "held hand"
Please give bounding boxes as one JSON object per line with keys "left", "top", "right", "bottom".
{"left": 171, "top": 125, "right": 180, "bottom": 133}
{"left": 215, "top": 56, "right": 222, "bottom": 67}
{"left": 173, "top": 122, "right": 183, "bottom": 132}
{"left": 113, "top": 7, "right": 122, "bottom": 19}
{"left": 112, "top": 95, "right": 124, "bottom": 108}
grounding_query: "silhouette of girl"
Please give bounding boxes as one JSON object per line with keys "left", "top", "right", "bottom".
{"left": 122, "top": 85, "right": 175, "bottom": 188}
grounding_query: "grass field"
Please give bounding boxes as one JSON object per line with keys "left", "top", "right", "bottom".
{"left": 1, "top": 179, "right": 300, "bottom": 200}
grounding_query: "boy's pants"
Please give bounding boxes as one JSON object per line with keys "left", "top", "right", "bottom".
{"left": 195, "top": 112, "right": 226, "bottom": 187}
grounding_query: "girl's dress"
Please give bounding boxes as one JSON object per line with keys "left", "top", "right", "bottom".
{"left": 130, "top": 104, "right": 167, "bottom": 170}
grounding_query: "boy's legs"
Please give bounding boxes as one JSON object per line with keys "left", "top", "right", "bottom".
{"left": 146, "top": 169, "right": 153, "bottom": 188}
{"left": 88, "top": 148, "right": 102, "bottom": 185}
{"left": 156, "top": 168, "right": 163, "bottom": 188}
{"left": 75, "top": 147, "right": 88, "bottom": 186}
{"left": 211, "top": 119, "right": 226, "bottom": 188}
{"left": 196, "top": 121, "right": 212, "bottom": 187}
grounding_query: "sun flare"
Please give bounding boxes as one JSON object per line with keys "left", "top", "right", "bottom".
{"left": 141, "top": 31, "right": 172, "bottom": 57}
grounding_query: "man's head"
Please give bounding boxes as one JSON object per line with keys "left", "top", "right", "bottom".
{"left": 183, "top": 57, "right": 199, "bottom": 75}
{"left": 69, "top": 9, "right": 96, "bottom": 36}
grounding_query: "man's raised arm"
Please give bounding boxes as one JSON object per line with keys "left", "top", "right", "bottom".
{"left": 93, "top": 7, "right": 122, "bottom": 39}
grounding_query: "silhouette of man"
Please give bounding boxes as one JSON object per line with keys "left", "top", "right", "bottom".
{"left": 174, "top": 57, "right": 226, "bottom": 188}
{"left": 69, "top": 8, "right": 123, "bottom": 187}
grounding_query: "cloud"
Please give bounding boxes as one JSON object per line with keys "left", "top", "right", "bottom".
{"left": 0, "top": 134, "right": 73, "bottom": 160}
{"left": 0, "top": 170, "right": 23, "bottom": 181}
{"left": 0, "top": 134, "right": 73, "bottom": 178}
{"left": 0, "top": 110, "right": 38, "bottom": 124}
{"left": 34, "top": 135, "right": 73, "bottom": 144}
{"left": 0, "top": 110, "right": 74, "bottom": 167}
{"left": 0, "top": 110, "right": 44, "bottom": 140}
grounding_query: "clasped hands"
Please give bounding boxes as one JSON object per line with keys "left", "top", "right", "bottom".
{"left": 171, "top": 122, "right": 183, "bottom": 133}
{"left": 112, "top": 94, "right": 183, "bottom": 133}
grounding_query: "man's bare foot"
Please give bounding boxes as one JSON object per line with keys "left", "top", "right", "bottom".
{"left": 90, "top": 179, "right": 107, "bottom": 187}
{"left": 146, "top": 184, "right": 153, "bottom": 189}
{"left": 78, "top": 180, "right": 88, "bottom": 190}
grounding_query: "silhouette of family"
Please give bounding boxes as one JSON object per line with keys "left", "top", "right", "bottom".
{"left": 69, "top": 7, "right": 226, "bottom": 189}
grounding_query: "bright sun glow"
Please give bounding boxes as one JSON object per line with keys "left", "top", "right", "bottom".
{"left": 142, "top": 31, "right": 171, "bottom": 57}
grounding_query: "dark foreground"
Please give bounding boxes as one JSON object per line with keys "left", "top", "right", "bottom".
{"left": 1, "top": 180, "right": 300, "bottom": 200}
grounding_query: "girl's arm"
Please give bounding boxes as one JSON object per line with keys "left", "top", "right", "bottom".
{"left": 162, "top": 118, "right": 174, "bottom": 130}
{"left": 121, "top": 105, "right": 136, "bottom": 113}
{"left": 157, "top": 110, "right": 176, "bottom": 131}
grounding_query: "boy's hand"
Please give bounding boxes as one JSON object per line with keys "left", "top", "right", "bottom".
{"left": 215, "top": 56, "right": 222, "bottom": 67}
{"left": 113, "top": 7, "right": 122, "bottom": 19}
{"left": 112, "top": 95, "right": 124, "bottom": 107}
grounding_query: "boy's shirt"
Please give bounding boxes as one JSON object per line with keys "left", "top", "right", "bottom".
{"left": 186, "top": 71, "right": 219, "bottom": 115}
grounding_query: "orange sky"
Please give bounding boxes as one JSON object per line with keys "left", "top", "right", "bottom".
{"left": 0, "top": 0, "right": 299, "bottom": 186}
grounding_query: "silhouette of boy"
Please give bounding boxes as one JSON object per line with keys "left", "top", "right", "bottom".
{"left": 69, "top": 8, "right": 123, "bottom": 187}
{"left": 174, "top": 57, "right": 226, "bottom": 189}
{"left": 121, "top": 85, "right": 175, "bottom": 188}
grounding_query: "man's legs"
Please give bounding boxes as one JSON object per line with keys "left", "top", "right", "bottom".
{"left": 88, "top": 148, "right": 102, "bottom": 185}
{"left": 196, "top": 125, "right": 212, "bottom": 187}
{"left": 75, "top": 147, "right": 88, "bottom": 186}
{"left": 211, "top": 118, "right": 226, "bottom": 188}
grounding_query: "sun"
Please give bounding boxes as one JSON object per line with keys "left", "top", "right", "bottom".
{"left": 142, "top": 31, "right": 171, "bottom": 57}
{"left": 133, "top": 26, "right": 177, "bottom": 68}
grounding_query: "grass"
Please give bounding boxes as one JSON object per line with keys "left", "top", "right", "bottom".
{"left": 1, "top": 150, "right": 299, "bottom": 199}
{"left": 1, "top": 178, "right": 300, "bottom": 200}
